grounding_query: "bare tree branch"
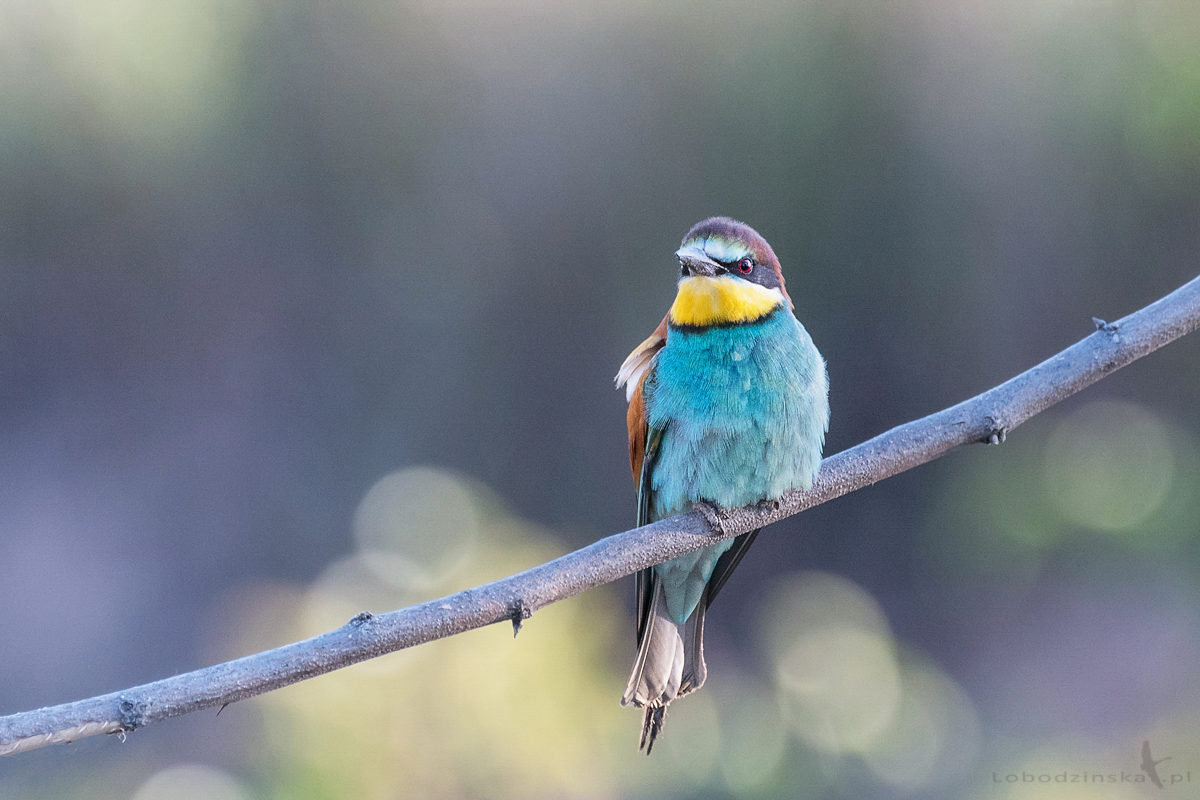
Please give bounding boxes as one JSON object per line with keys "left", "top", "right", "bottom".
{"left": 3, "top": 275, "right": 1200, "bottom": 757}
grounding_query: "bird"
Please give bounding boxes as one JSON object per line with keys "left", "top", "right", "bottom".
{"left": 615, "top": 216, "right": 829, "bottom": 752}
{"left": 1141, "top": 740, "right": 1170, "bottom": 789}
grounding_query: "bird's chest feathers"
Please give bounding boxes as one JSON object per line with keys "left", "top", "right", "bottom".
{"left": 669, "top": 275, "right": 783, "bottom": 328}
{"left": 644, "top": 312, "right": 825, "bottom": 514}
{"left": 649, "top": 323, "right": 790, "bottom": 430}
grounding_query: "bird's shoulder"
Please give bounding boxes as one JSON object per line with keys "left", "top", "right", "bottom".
{"left": 615, "top": 312, "right": 668, "bottom": 402}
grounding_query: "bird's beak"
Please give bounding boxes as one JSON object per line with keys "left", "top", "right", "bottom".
{"left": 675, "top": 245, "right": 724, "bottom": 278}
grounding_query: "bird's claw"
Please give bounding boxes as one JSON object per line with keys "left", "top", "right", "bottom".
{"left": 694, "top": 500, "right": 726, "bottom": 536}
{"left": 1092, "top": 317, "right": 1121, "bottom": 341}
{"left": 509, "top": 599, "right": 532, "bottom": 637}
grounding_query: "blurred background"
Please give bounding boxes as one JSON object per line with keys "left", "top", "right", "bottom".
{"left": 2, "top": 1, "right": 1200, "bottom": 798}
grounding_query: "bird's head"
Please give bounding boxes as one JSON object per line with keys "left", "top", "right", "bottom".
{"left": 668, "top": 217, "right": 793, "bottom": 329}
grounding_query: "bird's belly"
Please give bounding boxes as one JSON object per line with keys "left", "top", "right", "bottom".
{"left": 650, "top": 405, "right": 810, "bottom": 517}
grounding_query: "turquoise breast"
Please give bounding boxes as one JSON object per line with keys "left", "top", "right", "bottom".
{"left": 644, "top": 307, "right": 828, "bottom": 622}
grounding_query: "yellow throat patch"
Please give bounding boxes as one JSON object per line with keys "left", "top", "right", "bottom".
{"left": 668, "top": 275, "right": 783, "bottom": 327}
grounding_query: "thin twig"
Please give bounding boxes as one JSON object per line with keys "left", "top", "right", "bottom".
{"left": 3, "top": 275, "right": 1199, "bottom": 757}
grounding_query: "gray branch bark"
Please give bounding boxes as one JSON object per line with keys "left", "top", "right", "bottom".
{"left": 4, "top": 275, "right": 1200, "bottom": 757}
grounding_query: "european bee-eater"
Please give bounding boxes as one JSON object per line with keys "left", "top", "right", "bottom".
{"left": 616, "top": 217, "right": 829, "bottom": 752}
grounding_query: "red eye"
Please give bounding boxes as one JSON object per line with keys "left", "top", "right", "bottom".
{"left": 737, "top": 257, "right": 754, "bottom": 274}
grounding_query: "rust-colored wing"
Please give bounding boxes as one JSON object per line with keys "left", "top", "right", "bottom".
{"left": 617, "top": 314, "right": 670, "bottom": 647}
{"left": 625, "top": 376, "right": 648, "bottom": 483}
{"left": 616, "top": 313, "right": 668, "bottom": 481}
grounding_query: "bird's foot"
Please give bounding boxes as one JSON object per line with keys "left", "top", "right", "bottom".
{"left": 983, "top": 415, "right": 1007, "bottom": 445}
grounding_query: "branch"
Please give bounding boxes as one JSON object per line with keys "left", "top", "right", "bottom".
{"left": 4, "top": 275, "right": 1200, "bottom": 757}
